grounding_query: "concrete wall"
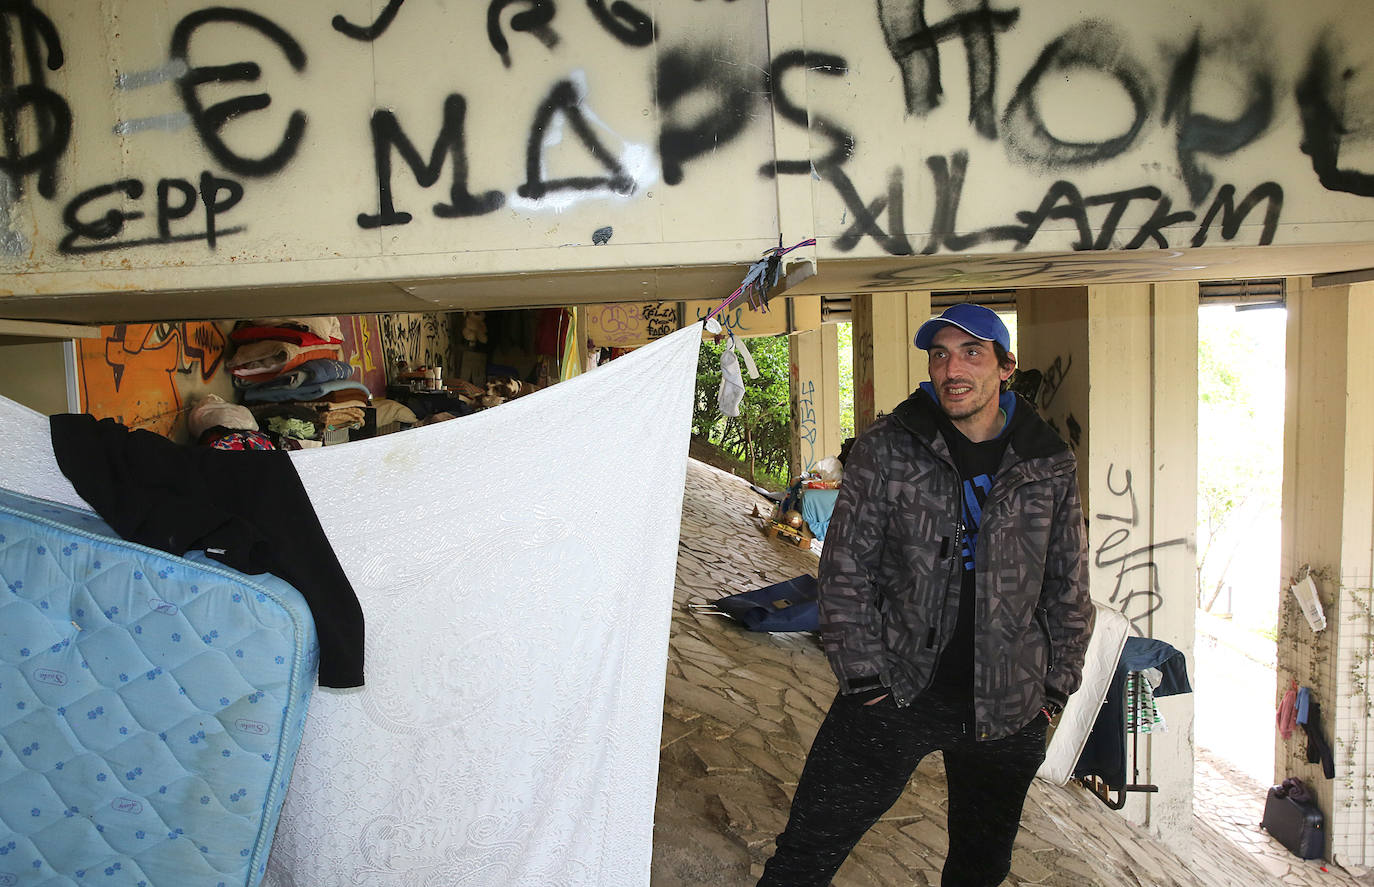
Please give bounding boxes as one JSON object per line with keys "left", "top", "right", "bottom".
{"left": 1280, "top": 278, "right": 1374, "bottom": 865}
{"left": 3, "top": 0, "right": 1374, "bottom": 309}
{"left": 0, "top": 340, "right": 71, "bottom": 414}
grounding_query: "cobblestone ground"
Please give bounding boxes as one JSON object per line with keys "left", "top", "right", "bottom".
{"left": 652, "top": 459, "right": 1374, "bottom": 887}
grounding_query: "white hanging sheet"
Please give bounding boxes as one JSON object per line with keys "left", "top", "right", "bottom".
{"left": 0, "top": 320, "right": 702, "bottom": 887}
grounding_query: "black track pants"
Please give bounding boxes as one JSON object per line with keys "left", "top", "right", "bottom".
{"left": 758, "top": 691, "right": 1047, "bottom": 887}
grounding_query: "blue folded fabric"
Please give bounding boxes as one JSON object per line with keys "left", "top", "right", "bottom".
{"left": 235, "top": 359, "right": 355, "bottom": 391}
{"left": 713, "top": 575, "right": 819, "bottom": 632}
{"left": 243, "top": 380, "right": 371, "bottom": 404}
{"left": 800, "top": 488, "right": 839, "bottom": 541}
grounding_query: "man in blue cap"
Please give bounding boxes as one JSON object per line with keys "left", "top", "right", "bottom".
{"left": 758, "top": 303, "right": 1093, "bottom": 886}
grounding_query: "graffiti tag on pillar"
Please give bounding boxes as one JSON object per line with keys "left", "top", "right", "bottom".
{"left": 1039, "top": 353, "right": 1072, "bottom": 410}
{"left": 794, "top": 378, "right": 819, "bottom": 473}
{"left": 641, "top": 303, "right": 678, "bottom": 338}
{"left": 1094, "top": 463, "right": 1187, "bottom": 633}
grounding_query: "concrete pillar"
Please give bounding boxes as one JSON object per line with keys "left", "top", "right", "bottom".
{"left": 789, "top": 323, "right": 842, "bottom": 477}
{"left": 1014, "top": 288, "right": 1091, "bottom": 510}
{"left": 1279, "top": 278, "right": 1374, "bottom": 867}
{"left": 852, "top": 291, "right": 931, "bottom": 434}
{"left": 1017, "top": 283, "right": 1199, "bottom": 850}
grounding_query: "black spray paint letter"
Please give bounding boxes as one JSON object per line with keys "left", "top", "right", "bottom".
{"left": 156, "top": 178, "right": 197, "bottom": 240}
{"left": 657, "top": 44, "right": 760, "bottom": 186}
{"left": 172, "top": 8, "right": 308, "bottom": 177}
{"left": 830, "top": 166, "right": 914, "bottom": 256}
{"left": 1163, "top": 32, "right": 1274, "bottom": 205}
{"left": 875, "top": 0, "right": 1019, "bottom": 139}
{"left": 1296, "top": 36, "right": 1374, "bottom": 197}
{"left": 1001, "top": 20, "right": 1154, "bottom": 168}
{"left": 760, "top": 50, "right": 853, "bottom": 177}
{"left": 518, "top": 78, "right": 636, "bottom": 201}
{"left": 1189, "top": 182, "right": 1282, "bottom": 247}
{"left": 61, "top": 180, "right": 144, "bottom": 253}
{"left": 198, "top": 170, "right": 243, "bottom": 249}
{"left": 919, "top": 151, "right": 1024, "bottom": 253}
{"left": 488, "top": 0, "right": 558, "bottom": 68}
{"left": 332, "top": 0, "right": 407, "bottom": 41}
{"left": 586, "top": 0, "right": 654, "bottom": 47}
{"left": 358, "top": 94, "right": 504, "bottom": 229}
{"left": 0, "top": 0, "right": 71, "bottom": 199}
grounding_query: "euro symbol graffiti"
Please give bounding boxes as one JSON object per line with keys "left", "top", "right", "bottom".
{"left": 172, "top": 8, "right": 307, "bottom": 177}
{"left": 0, "top": 0, "right": 72, "bottom": 199}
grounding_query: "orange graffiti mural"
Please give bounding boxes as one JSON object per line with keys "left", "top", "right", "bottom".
{"left": 78, "top": 322, "right": 231, "bottom": 437}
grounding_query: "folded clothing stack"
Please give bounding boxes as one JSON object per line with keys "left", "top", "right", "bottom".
{"left": 228, "top": 318, "right": 370, "bottom": 441}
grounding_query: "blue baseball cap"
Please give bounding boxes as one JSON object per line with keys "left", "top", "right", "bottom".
{"left": 914, "top": 304, "right": 1011, "bottom": 352}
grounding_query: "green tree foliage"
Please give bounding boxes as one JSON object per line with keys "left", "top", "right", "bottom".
{"left": 1196, "top": 306, "right": 1284, "bottom": 613}
{"left": 693, "top": 334, "right": 793, "bottom": 485}
{"left": 837, "top": 322, "right": 855, "bottom": 439}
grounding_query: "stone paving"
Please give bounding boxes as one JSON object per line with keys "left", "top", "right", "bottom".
{"left": 652, "top": 458, "right": 1374, "bottom": 887}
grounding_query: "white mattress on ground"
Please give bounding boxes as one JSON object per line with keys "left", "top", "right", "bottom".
{"left": 1037, "top": 602, "right": 1132, "bottom": 785}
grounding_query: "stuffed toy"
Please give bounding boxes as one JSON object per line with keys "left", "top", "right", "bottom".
{"left": 462, "top": 311, "right": 488, "bottom": 347}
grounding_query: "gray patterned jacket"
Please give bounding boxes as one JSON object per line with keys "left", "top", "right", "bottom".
{"left": 818, "top": 387, "right": 1093, "bottom": 741}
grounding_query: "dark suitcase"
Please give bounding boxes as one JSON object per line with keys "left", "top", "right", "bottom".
{"left": 1261, "top": 780, "right": 1324, "bottom": 859}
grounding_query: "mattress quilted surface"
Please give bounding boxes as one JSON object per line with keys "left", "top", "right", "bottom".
{"left": 0, "top": 487, "right": 318, "bottom": 887}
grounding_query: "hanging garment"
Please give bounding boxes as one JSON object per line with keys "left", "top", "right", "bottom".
{"left": 719, "top": 339, "right": 745, "bottom": 417}
{"left": 1302, "top": 700, "right": 1336, "bottom": 779}
{"left": 47, "top": 413, "right": 364, "bottom": 689}
{"left": 1277, "top": 680, "right": 1298, "bottom": 740}
{"left": 0, "top": 320, "right": 702, "bottom": 887}
{"left": 1073, "top": 636, "right": 1192, "bottom": 789}
{"left": 1124, "top": 672, "right": 1164, "bottom": 734}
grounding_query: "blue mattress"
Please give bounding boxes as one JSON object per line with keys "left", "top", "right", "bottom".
{"left": 0, "top": 487, "right": 318, "bottom": 887}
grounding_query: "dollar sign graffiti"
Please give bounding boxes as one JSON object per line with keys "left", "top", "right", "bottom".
{"left": 0, "top": 0, "right": 72, "bottom": 199}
